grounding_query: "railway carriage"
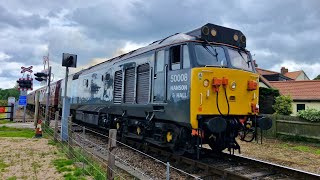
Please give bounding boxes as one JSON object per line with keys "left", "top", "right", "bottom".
{"left": 29, "top": 23, "right": 272, "bottom": 155}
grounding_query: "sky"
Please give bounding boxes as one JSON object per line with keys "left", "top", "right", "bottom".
{"left": 0, "top": 0, "right": 319, "bottom": 90}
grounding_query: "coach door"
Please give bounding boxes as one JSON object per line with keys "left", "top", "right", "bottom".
{"left": 153, "top": 50, "right": 167, "bottom": 102}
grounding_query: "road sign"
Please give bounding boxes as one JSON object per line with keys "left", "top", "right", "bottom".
{"left": 21, "top": 66, "right": 33, "bottom": 73}
{"left": 19, "top": 96, "right": 27, "bottom": 106}
{"left": 8, "top": 97, "right": 15, "bottom": 104}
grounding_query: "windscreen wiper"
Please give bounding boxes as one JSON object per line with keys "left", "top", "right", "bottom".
{"left": 204, "top": 39, "right": 218, "bottom": 61}
{"left": 237, "top": 49, "right": 251, "bottom": 68}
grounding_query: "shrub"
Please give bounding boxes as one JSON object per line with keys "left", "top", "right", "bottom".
{"left": 259, "top": 87, "right": 280, "bottom": 114}
{"left": 297, "top": 108, "right": 320, "bottom": 122}
{"left": 272, "top": 95, "right": 293, "bottom": 115}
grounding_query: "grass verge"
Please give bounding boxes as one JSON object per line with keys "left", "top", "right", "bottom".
{"left": 0, "top": 126, "right": 34, "bottom": 138}
{"left": 0, "top": 120, "right": 14, "bottom": 124}
{"left": 48, "top": 138, "right": 107, "bottom": 180}
{"left": 279, "top": 143, "right": 320, "bottom": 155}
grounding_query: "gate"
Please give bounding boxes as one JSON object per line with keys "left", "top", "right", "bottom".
{"left": 0, "top": 105, "right": 14, "bottom": 121}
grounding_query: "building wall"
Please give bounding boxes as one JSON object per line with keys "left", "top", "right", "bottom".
{"left": 291, "top": 101, "right": 320, "bottom": 116}
{"left": 259, "top": 81, "right": 269, "bottom": 88}
{"left": 295, "top": 73, "right": 309, "bottom": 80}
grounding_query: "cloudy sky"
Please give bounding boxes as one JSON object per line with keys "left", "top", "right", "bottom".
{"left": 0, "top": 0, "right": 319, "bottom": 89}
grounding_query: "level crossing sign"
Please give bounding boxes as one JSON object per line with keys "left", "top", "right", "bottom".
{"left": 21, "top": 66, "right": 33, "bottom": 73}
{"left": 19, "top": 96, "right": 27, "bottom": 106}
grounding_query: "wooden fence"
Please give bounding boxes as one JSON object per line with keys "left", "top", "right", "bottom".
{"left": 263, "top": 114, "right": 320, "bottom": 141}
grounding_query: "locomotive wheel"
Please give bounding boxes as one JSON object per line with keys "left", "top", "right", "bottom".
{"left": 170, "top": 127, "right": 188, "bottom": 155}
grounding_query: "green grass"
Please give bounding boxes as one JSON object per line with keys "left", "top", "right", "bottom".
{"left": 52, "top": 158, "right": 89, "bottom": 179}
{"left": 0, "top": 159, "right": 9, "bottom": 172}
{"left": 0, "top": 126, "right": 34, "bottom": 138}
{"left": 0, "top": 120, "right": 14, "bottom": 124}
{"left": 292, "top": 145, "right": 310, "bottom": 152}
{"left": 6, "top": 176, "right": 17, "bottom": 180}
{"left": 279, "top": 142, "right": 320, "bottom": 155}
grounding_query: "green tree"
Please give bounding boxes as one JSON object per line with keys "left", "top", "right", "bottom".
{"left": 272, "top": 95, "right": 293, "bottom": 115}
{"left": 313, "top": 74, "right": 320, "bottom": 80}
{"left": 0, "top": 88, "right": 19, "bottom": 101}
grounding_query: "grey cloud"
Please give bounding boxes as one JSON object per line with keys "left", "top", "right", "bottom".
{"left": 0, "top": 0, "right": 320, "bottom": 88}
{"left": 0, "top": 5, "right": 48, "bottom": 29}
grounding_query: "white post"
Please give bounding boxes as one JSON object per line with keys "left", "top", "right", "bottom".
{"left": 61, "top": 67, "right": 69, "bottom": 141}
{"left": 166, "top": 162, "right": 170, "bottom": 180}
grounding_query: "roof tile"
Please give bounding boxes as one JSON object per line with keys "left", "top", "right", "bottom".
{"left": 269, "top": 80, "right": 320, "bottom": 100}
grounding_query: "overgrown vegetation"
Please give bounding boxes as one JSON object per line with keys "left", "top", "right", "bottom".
{"left": 47, "top": 133, "right": 108, "bottom": 180}
{"left": 298, "top": 108, "right": 320, "bottom": 122}
{"left": 272, "top": 95, "right": 293, "bottom": 115}
{"left": 259, "top": 87, "right": 280, "bottom": 114}
{"left": 0, "top": 126, "right": 34, "bottom": 138}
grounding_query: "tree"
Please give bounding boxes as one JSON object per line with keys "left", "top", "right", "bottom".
{"left": 272, "top": 95, "right": 293, "bottom": 115}
{"left": 313, "top": 74, "right": 320, "bottom": 80}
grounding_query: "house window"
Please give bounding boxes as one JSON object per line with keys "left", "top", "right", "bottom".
{"left": 296, "top": 104, "right": 305, "bottom": 112}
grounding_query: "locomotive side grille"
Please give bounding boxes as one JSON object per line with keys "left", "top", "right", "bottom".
{"left": 113, "top": 70, "right": 123, "bottom": 104}
{"left": 137, "top": 64, "right": 150, "bottom": 104}
{"left": 124, "top": 67, "right": 135, "bottom": 103}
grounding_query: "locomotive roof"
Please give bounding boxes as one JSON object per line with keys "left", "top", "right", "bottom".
{"left": 84, "top": 33, "right": 196, "bottom": 71}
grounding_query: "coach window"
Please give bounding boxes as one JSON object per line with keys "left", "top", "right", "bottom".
{"left": 183, "top": 45, "right": 190, "bottom": 69}
{"left": 170, "top": 45, "right": 181, "bottom": 70}
{"left": 156, "top": 50, "right": 165, "bottom": 72}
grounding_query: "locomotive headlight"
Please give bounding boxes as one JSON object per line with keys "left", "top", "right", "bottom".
{"left": 230, "top": 81, "right": 236, "bottom": 90}
{"left": 233, "top": 34, "right": 239, "bottom": 41}
{"left": 203, "top": 79, "right": 209, "bottom": 87}
{"left": 211, "top": 29, "right": 217, "bottom": 36}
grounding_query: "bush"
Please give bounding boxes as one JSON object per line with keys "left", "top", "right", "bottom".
{"left": 297, "top": 108, "right": 320, "bottom": 122}
{"left": 272, "top": 95, "right": 293, "bottom": 115}
{"left": 259, "top": 87, "right": 280, "bottom": 114}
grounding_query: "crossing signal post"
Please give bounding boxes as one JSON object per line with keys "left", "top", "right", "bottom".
{"left": 34, "top": 72, "right": 48, "bottom": 82}
{"left": 34, "top": 66, "right": 52, "bottom": 127}
{"left": 61, "top": 53, "right": 77, "bottom": 141}
{"left": 17, "top": 78, "right": 33, "bottom": 91}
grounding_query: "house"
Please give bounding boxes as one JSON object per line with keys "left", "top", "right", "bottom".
{"left": 256, "top": 66, "right": 317, "bottom": 115}
{"left": 256, "top": 68, "right": 293, "bottom": 81}
{"left": 269, "top": 81, "right": 320, "bottom": 115}
{"left": 281, "top": 67, "right": 310, "bottom": 80}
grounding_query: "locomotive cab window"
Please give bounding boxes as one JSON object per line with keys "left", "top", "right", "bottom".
{"left": 170, "top": 45, "right": 181, "bottom": 70}
{"left": 183, "top": 45, "right": 190, "bottom": 69}
{"left": 156, "top": 50, "right": 165, "bottom": 72}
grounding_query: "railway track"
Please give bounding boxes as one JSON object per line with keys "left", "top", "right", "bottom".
{"left": 70, "top": 124, "right": 320, "bottom": 179}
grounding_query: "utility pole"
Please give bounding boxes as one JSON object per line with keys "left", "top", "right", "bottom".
{"left": 44, "top": 66, "right": 52, "bottom": 126}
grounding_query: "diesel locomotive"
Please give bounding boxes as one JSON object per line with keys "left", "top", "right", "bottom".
{"left": 28, "top": 23, "right": 272, "bottom": 154}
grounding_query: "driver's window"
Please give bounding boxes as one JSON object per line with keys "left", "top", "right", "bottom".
{"left": 170, "top": 45, "right": 181, "bottom": 70}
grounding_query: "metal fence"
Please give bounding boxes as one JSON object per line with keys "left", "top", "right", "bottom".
{"left": 38, "top": 107, "right": 202, "bottom": 180}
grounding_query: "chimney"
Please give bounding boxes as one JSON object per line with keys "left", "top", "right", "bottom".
{"left": 281, "top": 67, "right": 288, "bottom": 74}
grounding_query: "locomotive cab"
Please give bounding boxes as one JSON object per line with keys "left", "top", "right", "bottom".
{"left": 185, "top": 24, "right": 272, "bottom": 152}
